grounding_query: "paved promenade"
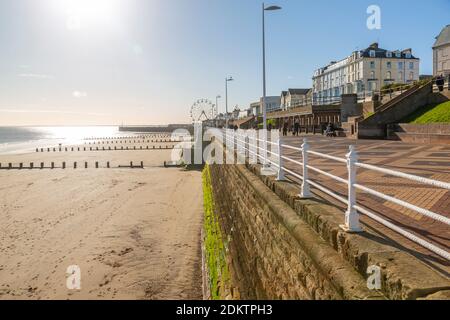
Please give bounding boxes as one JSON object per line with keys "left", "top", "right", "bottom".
{"left": 278, "top": 135, "right": 450, "bottom": 275}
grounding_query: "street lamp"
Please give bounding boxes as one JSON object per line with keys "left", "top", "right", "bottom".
{"left": 225, "top": 77, "right": 234, "bottom": 129}
{"left": 215, "top": 95, "right": 221, "bottom": 128}
{"left": 262, "top": 3, "right": 281, "bottom": 171}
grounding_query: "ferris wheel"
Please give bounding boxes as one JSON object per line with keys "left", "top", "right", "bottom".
{"left": 190, "top": 99, "right": 217, "bottom": 122}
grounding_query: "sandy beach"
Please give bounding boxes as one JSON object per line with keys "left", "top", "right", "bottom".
{"left": 0, "top": 136, "right": 203, "bottom": 300}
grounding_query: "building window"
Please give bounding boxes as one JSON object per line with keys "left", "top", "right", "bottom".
{"left": 409, "top": 72, "right": 414, "bottom": 81}
{"left": 370, "top": 71, "right": 375, "bottom": 79}
{"left": 398, "top": 62, "right": 404, "bottom": 69}
{"left": 398, "top": 71, "right": 403, "bottom": 81}
{"left": 369, "top": 50, "right": 376, "bottom": 58}
{"left": 386, "top": 71, "right": 392, "bottom": 80}
{"left": 405, "top": 53, "right": 412, "bottom": 58}
{"left": 386, "top": 51, "right": 392, "bottom": 58}
{"left": 387, "top": 61, "right": 392, "bottom": 69}
{"left": 370, "top": 61, "right": 375, "bottom": 69}
{"left": 395, "top": 52, "right": 401, "bottom": 58}
{"left": 409, "top": 62, "right": 414, "bottom": 70}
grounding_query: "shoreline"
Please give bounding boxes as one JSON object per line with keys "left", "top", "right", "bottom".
{"left": 0, "top": 134, "right": 203, "bottom": 300}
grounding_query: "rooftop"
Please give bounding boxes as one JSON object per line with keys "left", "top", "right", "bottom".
{"left": 288, "top": 88, "right": 311, "bottom": 95}
{"left": 433, "top": 25, "right": 450, "bottom": 48}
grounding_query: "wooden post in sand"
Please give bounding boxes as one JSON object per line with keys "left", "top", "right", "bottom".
{"left": 95, "top": 162, "right": 99, "bottom": 168}
{"left": 107, "top": 162, "right": 110, "bottom": 168}
{"left": 74, "top": 162, "right": 77, "bottom": 169}
{"left": 62, "top": 162, "right": 66, "bottom": 169}
{"left": 140, "top": 161, "right": 144, "bottom": 168}
{"left": 85, "top": 162, "right": 88, "bottom": 169}
{"left": 19, "top": 163, "right": 23, "bottom": 169}
{"left": 8, "top": 163, "right": 12, "bottom": 169}
{"left": 40, "top": 162, "right": 44, "bottom": 169}
{"left": 130, "top": 161, "right": 133, "bottom": 167}
{"left": 36, "top": 148, "right": 38, "bottom": 152}
{"left": 30, "top": 162, "right": 34, "bottom": 169}
{"left": 51, "top": 162, "right": 54, "bottom": 169}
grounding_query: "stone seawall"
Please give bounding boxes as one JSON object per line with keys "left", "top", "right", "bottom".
{"left": 208, "top": 163, "right": 383, "bottom": 299}
{"left": 205, "top": 160, "right": 450, "bottom": 300}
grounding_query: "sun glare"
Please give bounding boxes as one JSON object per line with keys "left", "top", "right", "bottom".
{"left": 57, "top": 0, "right": 120, "bottom": 30}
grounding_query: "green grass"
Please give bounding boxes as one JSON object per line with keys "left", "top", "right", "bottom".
{"left": 202, "top": 165, "right": 231, "bottom": 300}
{"left": 404, "top": 101, "right": 450, "bottom": 124}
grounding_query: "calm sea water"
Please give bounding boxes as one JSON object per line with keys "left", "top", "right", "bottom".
{"left": 0, "top": 126, "right": 123, "bottom": 154}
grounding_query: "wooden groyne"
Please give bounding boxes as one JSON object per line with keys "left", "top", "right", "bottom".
{"left": 0, "top": 161, "right": 146, "bottom": 170}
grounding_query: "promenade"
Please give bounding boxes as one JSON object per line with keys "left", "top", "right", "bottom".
{"left": 279, "top": 135, "right": 450, "bottom": 275}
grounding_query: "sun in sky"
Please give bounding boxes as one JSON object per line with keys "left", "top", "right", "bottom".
{"left": 53, "top": 0, "right": 122, "bottom": 30}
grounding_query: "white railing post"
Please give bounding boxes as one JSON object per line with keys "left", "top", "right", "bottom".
{"left": 300, "top": 138, "right": 312, "bottom": 198}
{"left": 276, "top": 138, "right": 285, "bottom": 181}
{"left": 245, "top": 135, "right": 249, "bottom": 163}
{"left": 341, "top": 145, "right": 362, "bottom": 233}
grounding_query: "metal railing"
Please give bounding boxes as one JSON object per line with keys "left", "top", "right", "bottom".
{"left": 217, "top": 129, "right": 450, "bottom": 261}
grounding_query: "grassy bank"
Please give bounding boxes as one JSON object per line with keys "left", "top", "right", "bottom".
{"left": 403, "top": 101, "right": 450, "bottom": 124}
{"left": 202, "top": 165, "right": 231, "bottom": 300}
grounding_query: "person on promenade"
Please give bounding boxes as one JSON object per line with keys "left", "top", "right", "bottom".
{"left": 436, "top": 74, "right": 445, "bottom": 92}
{"left": 282, "top": 121, "right": 288, "bottom": 136}
{"left": 325, "top": 123, "right": 335, "bottom": 137}
{"left": 294, "top": 118, "right": 300, "bottom": 136}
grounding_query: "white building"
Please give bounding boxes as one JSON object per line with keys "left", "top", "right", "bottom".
{"left": 312, "top": 43, "right": 420, "bottom": 103}
{"left": 433, "top": 25, "right": 450, "bottom": 76}
{"left": 280, "top": 89, "right": 311, "bottom": 110}
{"left": 250, "top": 96, "right": 281, "bottom": 116}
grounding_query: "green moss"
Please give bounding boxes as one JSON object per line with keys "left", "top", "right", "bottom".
{"left": 403, "top": 101, "right": 450, "bottom": 124}
{"left": 202, "top": 165, "right": 231, "bottom": 300}
{"left": 365, "top": 111, "right": 375, "bottom": 119}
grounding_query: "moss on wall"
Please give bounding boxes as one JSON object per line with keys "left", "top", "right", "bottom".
{"left": 202, "top": 165, "right": 231, "bottom": 300}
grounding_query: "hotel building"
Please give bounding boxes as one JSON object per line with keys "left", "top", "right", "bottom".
{"left": 312, "top": 43, "right": 420, "bottom": 103}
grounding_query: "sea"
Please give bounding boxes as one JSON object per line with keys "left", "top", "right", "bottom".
{"left": 0, "top": 126, "right": 125, "bottom": 154}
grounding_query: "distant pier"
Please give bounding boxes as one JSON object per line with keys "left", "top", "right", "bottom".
{"left": 119, "top": 124, "right": 194, "bottom": 134}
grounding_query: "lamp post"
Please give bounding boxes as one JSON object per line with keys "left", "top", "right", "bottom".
{"left": 262, "top": 3, "right": 281, "bottom": 171}
{"left": 216, "top": 95, "right": 221, "bottom": 127}
{"left": 225, "top": 77, "right": 234, "bottom": 129}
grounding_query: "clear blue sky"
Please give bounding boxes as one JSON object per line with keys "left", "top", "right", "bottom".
{"left": 0, "top": 0, "right": 449, "bottom": 125}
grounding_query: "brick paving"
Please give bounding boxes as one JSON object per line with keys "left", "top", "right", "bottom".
{"left": 275, "top": 135, "right": 450, "bottom": 275}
